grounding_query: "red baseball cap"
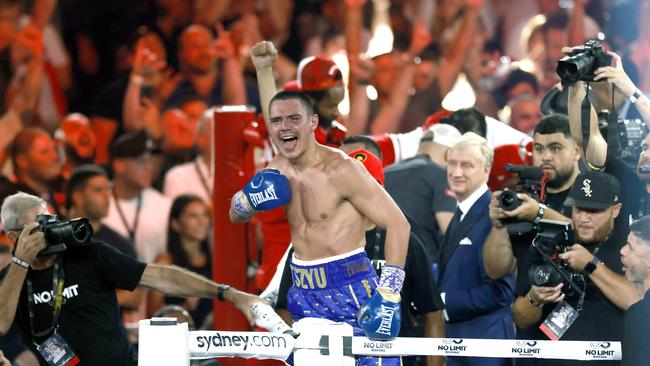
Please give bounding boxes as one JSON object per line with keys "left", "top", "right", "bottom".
{"left": 421, "top": 109, "right": 452, "bottom": 130}
{"left": 349, "top": 149, "right": 384, "bottom": 185}
{"left": 283, "top": 56, "right": 343, "bottom": 92}
{"left": 488, "top": 141, "right": 534, "bottom": 191}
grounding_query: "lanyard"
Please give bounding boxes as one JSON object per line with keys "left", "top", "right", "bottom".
{"left": 113, "top": 190, "right": 142, "bottom": 243}
{"left": 26, "top": 258, "right": 65, "bottom": 340}
{"left": 194, "top": 159, "right": 212, "bottom": 198}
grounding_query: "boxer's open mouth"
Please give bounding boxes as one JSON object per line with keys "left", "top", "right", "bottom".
{"left": 280, "top": 133, "right": 298, "bottom": 150}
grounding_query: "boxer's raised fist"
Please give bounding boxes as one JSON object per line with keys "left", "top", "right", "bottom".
{"left": 251, "top": 41, "right": 278, "bottom": 70}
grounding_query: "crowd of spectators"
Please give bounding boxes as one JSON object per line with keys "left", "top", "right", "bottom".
{"left": 1, "top": 0, "right": 650, "bottom": 365}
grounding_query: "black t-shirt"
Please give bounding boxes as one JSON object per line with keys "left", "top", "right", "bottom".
{"left": 95, "top": 225, "right": 136, "bottom": 259}
{"left": 622, "top": 290, "right": 650, "bottom": 366}
{"left": 516, "top": 229, "right": 627, "bottom": 366}
{"left": 543, "top": 189, "right": 572, "bottom": 216}
{"left": 0, "top": 241, "right": 147, "bottom": 366}
{"left": 512, "top": 188, "right": 572, "bottom": 296}
{"left": 384, "top": 155, "right": 457, "bottom": 259}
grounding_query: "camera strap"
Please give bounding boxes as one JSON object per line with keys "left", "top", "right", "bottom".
{"left": 26, "top": 257, "right": 65, "bottom": 342}
{"left": 113, "top": 190, "right": 143, "bottom": 243}
{"left": 606, "top": 84, "right": 621, "bottom": 163}
{"left": 580, "top": 83, "right": 592, "bottom": 156}
{"left": 575, "top": 282, "right": 586, "bottom": 313}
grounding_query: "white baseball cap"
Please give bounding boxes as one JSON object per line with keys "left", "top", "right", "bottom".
{"left": 421, "top": 124, "right": 462, "bottom": 148}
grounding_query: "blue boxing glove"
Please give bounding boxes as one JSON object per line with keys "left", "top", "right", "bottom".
{"left": 233, "top": 169, "right": 291, "bottom": 219}
{"left": 358, "top": 265, "right": 405, "bottom": 341}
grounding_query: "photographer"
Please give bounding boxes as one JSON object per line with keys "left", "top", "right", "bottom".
{"left": 514, "top": 172, "right": 639, "bottom": 366}
{"left": 0, "top": 192, "right": 268, "bottom": 366}
{"left": 563, "top": 45, "right": 648, "bottom": 221}
{"left": 484, "top": 114, "right": 579, "bottom": 281}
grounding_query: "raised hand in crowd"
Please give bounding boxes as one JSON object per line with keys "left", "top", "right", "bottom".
{"left": 131, "top": 40, "right": 166, "bottom": 81}
{"left": 212, "top": 22, "right": 247, "bottom": 105}
{"left": 349, "top": 55, "right": 374, "bottom": 83}
{"left": 123, "top": 39, "right": 167, "bottom": 135}
{"left": 10, "top": 21, "right": 44, "bottom": 65}
{"left": 366, "top": 19, "right": 433, "bottom": 134}
{"left": 406, "top": 19, "right": 433, "bottom": 59}
{"left": 228, "top": 13, "right": 264, "bottom": 69}
{"left": 211, "top": 23, "right": 236, "bottom": 60}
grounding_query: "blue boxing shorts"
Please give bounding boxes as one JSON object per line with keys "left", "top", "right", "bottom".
{"left": 287, "top": 247, "right": 402, "bottom": 366}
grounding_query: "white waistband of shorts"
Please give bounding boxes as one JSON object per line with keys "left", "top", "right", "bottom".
{"left": 291, "top": 246, "right": 365, "bottom": 266}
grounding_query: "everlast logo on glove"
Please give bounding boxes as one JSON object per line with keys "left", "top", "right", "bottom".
{"left": 237, "top": 169, "right": 291, "bottom": 216}
{"left": 376, "top": 305, "right": 397, "bottom": 336}
{"left": 248, "top": 185, "right": 279, "bottom": 206}
{"left": 358, "top": 287, "right": 402, "bottom": 341}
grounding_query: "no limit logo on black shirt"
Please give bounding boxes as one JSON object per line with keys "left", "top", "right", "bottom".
{"left": 32, "top": 284, "right": 80, "bottom": 305}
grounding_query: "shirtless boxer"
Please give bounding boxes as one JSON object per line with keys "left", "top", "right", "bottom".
{"left": 230, "top": 90, "right": 410, "bottom": 365}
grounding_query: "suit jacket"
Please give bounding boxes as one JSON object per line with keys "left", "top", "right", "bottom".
{"left": 438, "top": 190, "right": 515, "bottom": 366}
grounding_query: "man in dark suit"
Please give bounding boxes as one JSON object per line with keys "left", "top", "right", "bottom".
{"left": 438, "top": 132, "right": 515, "bottom": 366}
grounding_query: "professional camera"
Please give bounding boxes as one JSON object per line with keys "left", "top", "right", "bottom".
{"left": 597, "top": 111, "right": 647, "bottom": 169}
{"left": 36, "top": 214, "right": 94, "bottom": 257}
{"left": 497, "top": 164, "right": 544, "bottom": 211}
{"left": 496, "top": 164, "right": 544, "bottom": 235}
{"left": 556, "top": 40, "right": 612, "bottom": 84}
{"left": 528, "top": 220, "right": 585, "bottom": 298}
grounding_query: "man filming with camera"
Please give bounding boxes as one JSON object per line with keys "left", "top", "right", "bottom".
{"left": 484, "top": 40, "right": 644, "bottom": 298}
{"left": 484, "top": 114, "right": 580, "bottom": 280}
{"left": 511, "top": 171, "right": 637, "bottom": 366}
{"left": 0, "top": 192, "right": 270, "bottom": 365}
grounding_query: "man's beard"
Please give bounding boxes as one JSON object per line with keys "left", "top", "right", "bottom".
{"left": 546, "top": 166, "right": 575, "bottom": 189}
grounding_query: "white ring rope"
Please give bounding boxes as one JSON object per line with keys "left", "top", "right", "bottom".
{"left": 138, "top": 317, "right": 621, "bottom": 365}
